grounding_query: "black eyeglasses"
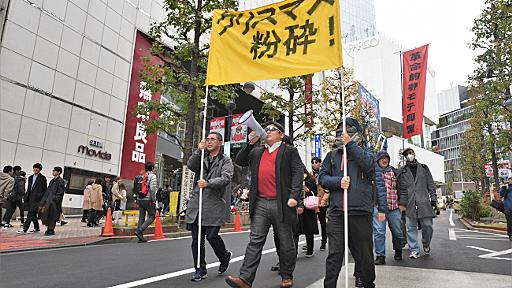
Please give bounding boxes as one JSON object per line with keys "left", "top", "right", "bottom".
{"left": 312, "top": 161, "right": 320, "bottom": 164}
{"left": 265, "top": 126, "right": 280, "bottom": 133}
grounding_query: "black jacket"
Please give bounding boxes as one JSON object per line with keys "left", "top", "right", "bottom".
{"left": 235, "top": 143, "right": 303, "bottom": 225}
{"left": 40, "top": 176, "right": 66, "bottom": 222}
{"left": 24, "top": 174, "right": 47, "bottom": 212}
{"left": 10, "top": 175, "right": 26, "bottom": 202}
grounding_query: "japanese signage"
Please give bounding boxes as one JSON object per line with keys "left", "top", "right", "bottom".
{"left": 314, "top": 133, "right": 321, "bottom": 158}
{"left": 231, "top": 114, "right": 248, "bottom": 143}
{"left": 179, "top": 167, "right": 195, "bottom": 213}
{"left": 209, "top": 116, "right": 226, "bottom": 140}
{"left": 358, "top": 84, "right": 381, "bottom": 138}
{"left": 402, "top": 44, "right": 429, "bottom": 139}
{"left": 206, "top": 0, "right": 342, "bottom": 85}
{"left": 120, "top": 32, "right": 161, "bottom": 180}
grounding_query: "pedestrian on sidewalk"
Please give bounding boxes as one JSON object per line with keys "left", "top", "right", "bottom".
{"left": 103, "top": 176, "right": 113, "bottom": 217}
{"left": 111, "top": 177, "right": 123, "bottom": 212}
{"left": 11, "top": 166, "right": 25, "bottom": 225}
{"left": 499, "top": 176, "right": 512, "bottom": 241}
{"left": 373, "top": 151, "right": 405, "bottom": 265}
{"left": 319, "top": 118, "right": 376, "bottom": 288}
{"left": 39, "top": 167, "right": 65, "bottom": 236}
{"left": 82, "top": 180, "right": 94, "bottom": 223}
{"left": 88, "top": 178, "right": 104, "bottom": 227}
{"left": 299, "top": 168, "right": 319, "bottom": 257}
{"left": 225, "top": 122, "right": 303, "bottom": 288}
{"left": 0, "top": 165, "right": 15, "bottom": 227}
{"left": 114, "top": 182, "right": 127, "bottom": 224}
{"left": 18, "top": 163, "right": 46, "bottom": 234}
{"left": 2, "top": 171, "right": 27, "bottom": 228}
{"left": 398, "top": 148, "right": 437, "bottom": 259}
{"left": 311, "top": 156, "right": 329, "bottom": 251}
{"left": 185, "top": 132, "right": 234, "bottom": 281}
{"left": 134, "top": 162, "right": 157, "bottom": 243}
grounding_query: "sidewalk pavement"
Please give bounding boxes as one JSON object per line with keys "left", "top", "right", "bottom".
{"left": 306, "top": 264, "right": 512, "bottom": 288}
{"left": 0, "top": 217, "right": 102, "bottom": 253}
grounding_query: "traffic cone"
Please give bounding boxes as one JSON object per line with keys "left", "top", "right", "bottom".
{"left": 234, "top": 211, "right": 241, "bottom": 232}
{"left": 153, "top": 211, "right": 164, "bottom": 240}
{"left": 101, "top": 207, "right": 115, "bottom": 237}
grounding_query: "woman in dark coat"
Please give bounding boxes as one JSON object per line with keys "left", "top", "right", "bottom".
{"left": 298, "top": 168, "right": 319, "bottom": 257}
{"left": 39, "top": 167, "right": 65, "bottom": 236}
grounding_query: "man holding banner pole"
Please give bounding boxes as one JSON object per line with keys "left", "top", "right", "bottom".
{"left": 319, "top": 118, "right": 376, "bottom": 288}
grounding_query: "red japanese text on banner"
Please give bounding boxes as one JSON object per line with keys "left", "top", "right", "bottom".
{"left": 402, "top": 44, "right": 429, "bottom": 139}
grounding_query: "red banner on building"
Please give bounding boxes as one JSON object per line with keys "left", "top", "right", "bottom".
{"left": 402, "top": 44, "right": 429, "bottom": 139}
{"left": 120, "top": 32, "right": 162, "bottom": 180}
{"left": 304, "top": 74, "right": 313, "bottom": 128}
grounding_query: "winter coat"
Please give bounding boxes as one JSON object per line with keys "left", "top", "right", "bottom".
{"left": 398, "top": 161, "right": 436, "bottom": 219}
{"left": 111, "top": 181, "right": 123, "bottom": 201}
{"left": 319, "top": 143, "right": 375, "bottom": 216}
{"left": 89, "top": 184, "right": 104, "bottom": 211}
{"left": 24, "top": 173, "right": 47, "bottom": 212}
{"left": 499, "top": 184, "right": 512, "bottom": 211}
{"left": 185, "top": 149, "right": 234, "bottom": 226}
{"left": 39, "top": 176, "right": 66, "bottom": 223}
{"left": 235, "top": 143, "right": 303, "bottom": 225}
{"left": 299, "top": 175, "right": 319, "bottom": 235}
{"left": 0, "top": 172, "right": 14, "bottom": 203}
{"left": 82, "top": 185, "right": 92, "bottom": 210}
{"left": 374, "top": 150, "right": 400, "bottom": 214}
{"left": 9, "top": 175, "right": 26, "bottom": 202}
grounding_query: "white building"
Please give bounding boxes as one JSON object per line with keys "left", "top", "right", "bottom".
{"left": 0, "top": 0, "right": 174, "bottom": 209}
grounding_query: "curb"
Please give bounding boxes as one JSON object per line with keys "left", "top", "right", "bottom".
{"left": 0, "top": 226, "right": 250, "bottom": 253}
{"left": 458, "top": 217, "right": 508, "bottom": 235}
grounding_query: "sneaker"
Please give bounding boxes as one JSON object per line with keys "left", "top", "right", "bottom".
{"left": 305, "top": 252, "right": 314, "bottom": 258}
{"left": 270, "top": 262, "right": 280, "bottom": 272}
{"left": 374, "top": 255, "right": 386, "bottom": 265}
{"left": 320, "top": 243, "right": 326, "bottom": 251}
{"left": 135, "top": 230, "right": 147, "bottom": 243}
{"left": 355, "top": 277, "right": 364, "bottom": 288}
{"left": 60, "top": 221, "right": 68, "bottom": 226}
{"left": 409, "top": 251, "right": 420, "bottom": 259}
{"left": 423, "top": 246, "right": 430, "bottom": 255}
{"left": 28, "top": 229, "right": 40, "bottom": 233}
{"left": 191, "top": 269, "right": 207, "bottom": 282}
{"left": 3, "top": 223, "right": 13, "bottom": 228}
{"left": 302, "top": 246, "right": 308, "bottom": 251}
{"left": 16, "top": 229, "right": 27, "bottom": 234}
{"left": 218, "top": 251, "right": 232, "bottom": 275}
{"left": 394, "top": 249, "right": 403, "bottom": 260}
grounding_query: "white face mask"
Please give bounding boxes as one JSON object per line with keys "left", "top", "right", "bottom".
{"left": 406, "top": 154, "right": 415, "bottom": 162}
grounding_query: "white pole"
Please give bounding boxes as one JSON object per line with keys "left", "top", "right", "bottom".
{"left": 340, "top": 68, "right": 349, "bottom": 288}
{"left": 197, "top": 85, "right": 209, "bottom": 269}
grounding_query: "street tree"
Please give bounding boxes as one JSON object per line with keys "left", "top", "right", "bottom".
{"left": 134, "top": 0, "right": 239, "bottom": 163}
{"left": 466, "top": 0, "right": 512, "bottom": 190}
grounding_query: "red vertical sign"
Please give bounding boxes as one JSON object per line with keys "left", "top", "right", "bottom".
{"left": 402, "top": 44, "right": 429, "bottom": 139}
{"left": 120, "top": 32, "right": 162, "bottom": 180}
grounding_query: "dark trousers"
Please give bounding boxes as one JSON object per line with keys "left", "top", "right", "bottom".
{"left": 505, "top": 210, "right": 512, "bottom": 236}
{"left": 23, "top": 211, "right": 40, "bottom": 231}
{"left": 47, "top": 220, "right": 56, "bottom": 232}
{"left": 240, "top": 198, "right": 296, "bottom": 284}
{"left": 190, "top": 220, "right": 230, "bottom": 271}
{"left": 88, "top": 209, "right": 102, "bottom": 224}
{"left": 2, "top": 200, "right": 24, "bottom": 224}
{"left": 137, "top": 199, "right": 156, "bottom": 233}
{"left": 82, "top": 209, "right": 89, "bottom": 222}
{"left": 324, "top": 213, "right": 375, "bottom": 288}
{"left": 318, "top": 206, "right": 328, "bottom": 245}
{"left": 274, "top": 222, "right": 300, "bottom": 256}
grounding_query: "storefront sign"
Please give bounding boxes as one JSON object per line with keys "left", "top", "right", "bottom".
{"left": 348, "top": 36, "right": 379, "bottom": 52}
{"left": 89, "top": 139, "right": 103, "bottom": 148}
{"left": 78, "top": 145, "right": 111, "bottom": 160}
{"left": 120, "top": 32, "right": 162, "bottom": 180}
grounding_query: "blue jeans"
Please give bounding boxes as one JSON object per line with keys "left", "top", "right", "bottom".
{"left": 373, "top": 208, "right": 404, "bottom": 256}
{"left": 406, "top": 216, "right": 433, "bottom": 253}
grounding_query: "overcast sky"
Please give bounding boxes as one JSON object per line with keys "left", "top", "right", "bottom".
{"left": 374, "top": 0, "right": 485, "bottom": 93}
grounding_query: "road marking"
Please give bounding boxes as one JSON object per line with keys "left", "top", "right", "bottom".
{"left": 148, "top": 230, "right": 251, "bottom": 242}
{"left": 457, "top": 237, "right": 509, "bottom": 241}
{"left": 467, "top": 246, "right": 512, "bottom": 261}
{"left": 107, "top": 237, "right": 322, "bottom": 288}
{"left": 453, "top": 228, "right": 508, "bottom": 237}
{"left": 449, "top": 209, "right": 455, "bottom": 226}
{"left": 449, "top": 228, "right": 456, "bottom": 240}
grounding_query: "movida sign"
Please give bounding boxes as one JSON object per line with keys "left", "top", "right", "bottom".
{"left": 78, "top": 145, "right": 112, "bottom": 161}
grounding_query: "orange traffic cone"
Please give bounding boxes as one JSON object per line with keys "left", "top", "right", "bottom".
{"left": 101, "top": 207, "right": 115, "bottom": 237}
{"left": 234, "top": 211, "right": 241, "bottom": 232}
{"left": 153, "top": 211, "right": 164, "bottom": 240}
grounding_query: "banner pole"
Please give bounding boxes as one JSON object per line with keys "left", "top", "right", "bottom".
{"left": 197, "top": 85, "right": 209, "bottom": 269}
{"left": 339, "top": 67, "right": 349, "bottom": 288}
{"left": 400, "top": 51, "right": 405, "bottom": 160}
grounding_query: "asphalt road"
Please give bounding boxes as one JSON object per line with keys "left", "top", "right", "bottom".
{"left": 0, "top": 209, "right": 510, "bottom": 288}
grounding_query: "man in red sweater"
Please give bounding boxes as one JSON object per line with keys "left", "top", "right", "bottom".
{"left": 226, "top": 122, "right": 303, "bottom": 288}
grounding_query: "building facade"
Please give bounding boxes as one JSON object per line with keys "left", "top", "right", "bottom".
{"left": 0, "top": 0, "right": 179, "bottom": 209}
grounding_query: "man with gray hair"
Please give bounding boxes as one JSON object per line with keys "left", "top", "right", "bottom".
{"left": 186, "top": 131, "right": 234, "bottom": 282}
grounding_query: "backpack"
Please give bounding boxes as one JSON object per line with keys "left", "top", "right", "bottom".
{"left": 133, "top": 173, "right": 149, "bottom": 198}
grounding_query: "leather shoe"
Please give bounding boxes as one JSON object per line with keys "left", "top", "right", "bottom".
{"left": 280, "top": 278, "right": 293, "bottom": 288}
{"left": 355, "top": 277, "right": 364, "bottom": 287}
{"left": 225, "top": 276, "right": 251, "bottom": 288}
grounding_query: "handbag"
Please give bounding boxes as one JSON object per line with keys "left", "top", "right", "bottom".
{"left": 304, "top": 193, "right": 319, "bottom": 210}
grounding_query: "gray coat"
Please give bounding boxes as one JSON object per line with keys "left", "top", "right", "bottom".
{"left": 185, "top": 149, "right": 233, "bottom": 226}
{"left": 398, "top": 162, "right": 436, "bottom": 219}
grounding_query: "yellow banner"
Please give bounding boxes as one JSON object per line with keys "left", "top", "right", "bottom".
{"left": 206, "top": 0, "right": 342, "bottom": 85}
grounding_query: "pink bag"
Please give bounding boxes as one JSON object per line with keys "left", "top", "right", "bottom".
{"left": 304, "top": 195, "right": 319, "bottom": 210}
